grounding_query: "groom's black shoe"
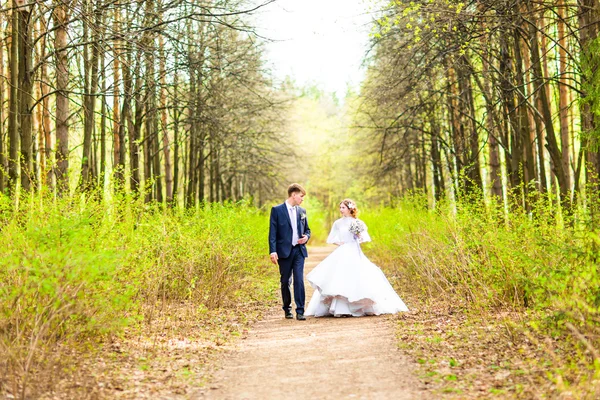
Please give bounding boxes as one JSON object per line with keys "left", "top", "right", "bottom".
{"left": 296, "top": 314, "right": 306, "bottom": 321}
{"left": 285, "top": 311, "right": 293, "bottom": 319}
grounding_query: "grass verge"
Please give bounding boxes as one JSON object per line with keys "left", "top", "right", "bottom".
{"left": 363, "top": 195, "right": 600, "bottom": 398}
{"left": 0, "top": 193, "right": 278, "bottom": 399}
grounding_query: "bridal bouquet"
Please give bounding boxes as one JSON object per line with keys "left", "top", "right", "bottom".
{"left": 349, "top": 219, "right": 366, "bottom": 239}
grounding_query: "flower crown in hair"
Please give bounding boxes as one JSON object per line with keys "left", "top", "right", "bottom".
{"left": 346, "top": 201, "right": 356, "bottom": 210}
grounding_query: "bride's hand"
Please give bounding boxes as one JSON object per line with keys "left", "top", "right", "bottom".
{"left": 336, "top": 242, "right": 344, "bottom": 246}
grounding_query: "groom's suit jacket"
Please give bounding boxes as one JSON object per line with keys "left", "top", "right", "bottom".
{"left": 269, "top": 202, "right": 311, "bottom": 259}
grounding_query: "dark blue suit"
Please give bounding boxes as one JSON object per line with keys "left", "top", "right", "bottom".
{"left": 269, "top": 202, "right": 311, "bottom": 314}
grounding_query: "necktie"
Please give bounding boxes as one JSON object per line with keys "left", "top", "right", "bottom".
{"left": 289, "top": 206, "right": 299, "bottom": 245}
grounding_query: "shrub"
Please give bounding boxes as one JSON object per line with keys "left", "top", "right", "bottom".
{"left": 362, "top": 194, "right": 600, "bottom": 393}
{"left": 0, "top": 193, "right": 275, "bottom": 397}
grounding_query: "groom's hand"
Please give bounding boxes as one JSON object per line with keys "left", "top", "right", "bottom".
{"left": 298, "top": 235, "right": 308, "bottom": 245}
{"left": 270, "top": 252, "right": 278, "bottom": 264}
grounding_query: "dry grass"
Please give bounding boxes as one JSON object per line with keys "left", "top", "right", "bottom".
{"left": 0, "top": 195, "right": 278, "bottom": 399}
{"left": 363, "top": 198, "right": 600, "bottom": 398}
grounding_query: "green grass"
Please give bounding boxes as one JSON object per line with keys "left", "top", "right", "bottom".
{"left": 0, "top": 192, "right": 278, "bottom": 397}
{"left": 361, "top": 194, "right": 600, "bottom": 397}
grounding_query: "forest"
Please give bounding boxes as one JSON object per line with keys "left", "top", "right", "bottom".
{"left": 1, "top": 0, "right": 600, "bottom": 398}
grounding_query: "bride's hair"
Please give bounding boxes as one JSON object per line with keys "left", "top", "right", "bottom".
{"left": 340, "top": 199, "right": 358, "bottom": 218}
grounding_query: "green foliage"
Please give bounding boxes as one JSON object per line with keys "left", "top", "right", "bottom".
{"left": 580, "top": 35, "right": 600, "bottom": 145}
{"left": 285, "top": 88, "right": 371, "bottom": 215}
{"left": 363, "top": 194, "right": 600, "bottom": 393}
{"left": 0, "top": 193, "right": 275, "bottom": 393}
{"left": 364, "top": 195, "right": 570, "bottom": 309}
{"left": 128, "top": 201, "right": 272, "bottom": 308}
{"left": 301, "top": 196, "right": 329, "bottom": 244}
{"left": 0, "top": 197, "right": 133, "bottom": 342}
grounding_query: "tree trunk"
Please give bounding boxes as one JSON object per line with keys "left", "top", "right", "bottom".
{"left": 430, "top": 120, "right": 445, "bottom": 201}
{"left": 498, "top": 33, "right": 520, "bottom": 191}
{"left": 420, "top": 133, "right": 428, "bottom": 194}
{"left": 128, "top": 50, "right": 142, "bottom": 195}
{"left": 458, "top": 57, "right": 483, "bottom": 194}
{"left": 8, "top": 1, "right": 20, "bottom": 195}
{"left": 198, "top": 137, "right": 205, "bottom": 203}
{"left": 159, "top": 35, "right": 173, "bottom": 204}
{"left": 473, "top": 54, "right": 503, "bottom": 200}
{"left": 54, "top": 1, "right": 70, "bottom": 195}
{"left": 34, "top": 17, "right": 42, "bottom": 190}
{"left": 39, "top": 21, "right": 52, "bottom": 189}
{"left": 172, "top": 54, "right": 180, "bottom": 205}
{"left": 80, "top": 1, "right": 101, "bottom": 190}
{"left": 578, "top": 0, "right": 600, "bottom": 192}
{"left": 512, "top": 29, "right": 535, "bottom": 209}
{"left": 100, "top": 50, "right": 107, "bottom": 184}
{"left": 527, "top": 5, "right": 569, "bottom": 202}
{"left": 533, "top": 93, "right": 548, "bottom": 193}
{"left": 112, "top": 7, "right": 123, "bottom": 188}
{"left": 557, "top": 0, "right": 572, "bottom": 193}
{"left": 0, "top": 10, "right": 6, "bottom": 193}
{"left": 209, "top": 134, "right": 215, "bottom": 203}
{"left": 141, "top": 0, "right": 156, "bottom": 203}
{"left": 185, "top": 59, "right": 197, "bottom": 207}
{"left": 151, "top": 119, "right": 162, "bottom": 203}
{"left": 185, "top": 80, "right": 196, "bottom": 208}
{"left": 18, "top": 5, "right": 33, "bottom": 192}
{"left": 446, "top": 67, "right": 461, "bottom": 197}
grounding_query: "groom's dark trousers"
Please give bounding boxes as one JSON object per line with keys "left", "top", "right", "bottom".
{"left": 269, "top": 202, "right": 310, "bottom": 315}
{"left": 278, "top": 246, "right": 305, "bottom": 314}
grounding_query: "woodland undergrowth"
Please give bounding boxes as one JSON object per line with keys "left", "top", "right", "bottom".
{"left": 363, "top": 193, "right": 600, "bottom": 398}
{"left": 0, "top": 191, "right": 277, "bottom": 399}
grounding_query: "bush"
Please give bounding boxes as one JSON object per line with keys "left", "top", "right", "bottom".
{"left": 361, "top": 194, "right": 600, "bottom": 393}
{"left": 363, "top": 195, "right": 576, "bottom": 309}
{"left": 0, "top": 193, "right": 275, "bottom": 397}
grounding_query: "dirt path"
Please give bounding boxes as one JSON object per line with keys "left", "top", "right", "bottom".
{"left": 194, "top": 246, "right": 423, "bottom": 400}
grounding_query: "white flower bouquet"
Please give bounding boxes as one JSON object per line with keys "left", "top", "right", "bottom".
{"left": 349, "top": 219, "right": 366, "bottom": 239}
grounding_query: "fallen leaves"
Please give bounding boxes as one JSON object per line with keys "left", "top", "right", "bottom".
{"left": 394, "top": 303, "right": 600, "bottom": 398}
{"left": 1, "top": 299, "right": 273, "bottom": 400}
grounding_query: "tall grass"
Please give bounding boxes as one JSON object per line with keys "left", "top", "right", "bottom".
{"left": 0, "top": 193, "right": 276, "bottom": 397}
{"left": 362, "top": 194, "right": 600, "bottom": 393}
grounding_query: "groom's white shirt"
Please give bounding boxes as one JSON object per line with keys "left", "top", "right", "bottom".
{"left": 270, "top": 200, "right": 299, "bottom": 258}
{"left": 286, "top": 200, "right": 299, "bottom": 246}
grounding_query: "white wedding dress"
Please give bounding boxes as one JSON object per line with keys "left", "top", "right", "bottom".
{"left": 305, "top": 217, "right": 409, "bottom": 317}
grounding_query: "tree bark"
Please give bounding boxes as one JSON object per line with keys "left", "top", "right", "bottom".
{"left": 527, "top": 6, "right": 569, "bottom": 201}
{"left": 430, "top": 113, "right": 445, "bottom": 201}
{"left": 100, "top": 49, "right": 107, "bottom": 184}
{"left": 54, "top": 1, "right": 70, "bottom": 195}
{"left": 498, "top": 33, "right": 520, "bottom": 191}
{"left": 159, "top": 35, "right": 173, "bottom": 204}
{"left": 557, "top": 0, "right": 572, "bottom": 193}
{"left": 185, "top": 67, "right": 197, "bottom": 207}
{"left": 8, "top": 1, "right": 20, "bottom": 195}
{"left": 0, "top": 10, "right": 6, "bottom": 193}
{"left": 578, "top": 0, "right": 600, "bottom": 191}
{"left": 18, "top": 4, "right": 33, "bottom": 192}
{"left": 512, "top": 28, "right": 535, "bottom": 209}
{"left": 127, "top": 46, "right": 141, "bottom": 195}
{"left": 172, "top": 53, "right": 180, "bottom": 205}
{"left": 38, "top": 14, "right": 53, "bottom": 189}
{"left": 80, "top": 0, "right": 102, "bottom": 190}
{"left": 112, "top": 7, "right": 123, "bottom": 188}
{"left": 458, "top": 57, "right": 483, "bottom": 194}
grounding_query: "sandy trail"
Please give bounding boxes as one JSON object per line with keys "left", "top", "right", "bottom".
{"left": 194, "top": 246, "right": 422, "bottom": 400}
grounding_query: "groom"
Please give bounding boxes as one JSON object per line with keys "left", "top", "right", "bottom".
{"left": 269, "top": 183, "right": 311, "bottom": 320}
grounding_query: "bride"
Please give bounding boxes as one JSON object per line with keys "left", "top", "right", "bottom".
{"left": 305, "top": 199, "right": 409, "bottom": 317}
